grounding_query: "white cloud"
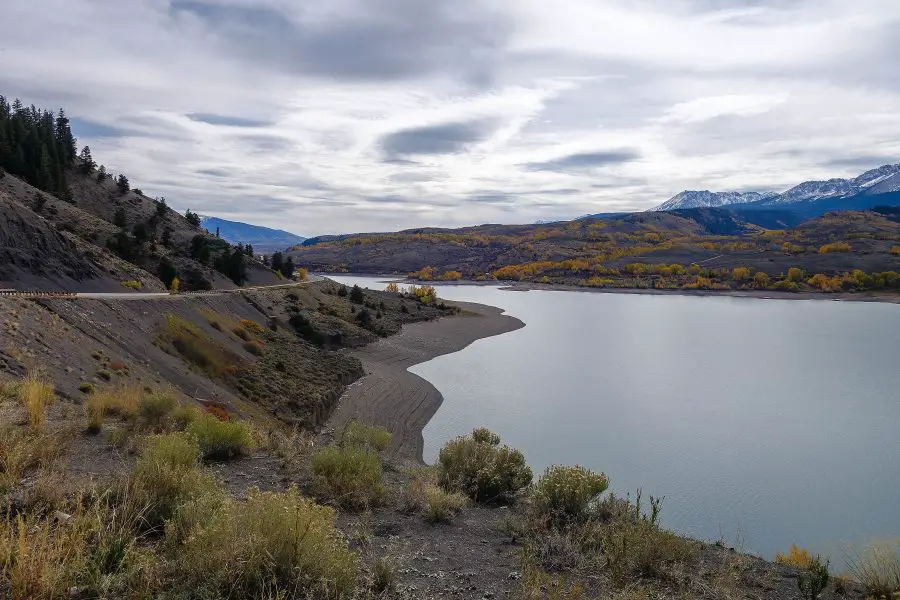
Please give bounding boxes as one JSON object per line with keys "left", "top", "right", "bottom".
{"left": 0, "top": 0, "right": 898, "bottom": 234}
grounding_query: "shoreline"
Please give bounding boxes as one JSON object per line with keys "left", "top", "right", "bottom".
{"left": 328, "top": 273, "right": 900, "bottom": 304}
{"left": 327, "top": 300, "right": 525, "bottom": 464}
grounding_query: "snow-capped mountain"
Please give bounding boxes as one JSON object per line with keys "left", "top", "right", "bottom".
{"left": 652, "top": 190, "right": 773, "bottom": 211}
{"left": 652, "top": 163, "right": 900, "bottom": 211}
{"left": 767, "top": 164, "right": 900, "bottom": 204}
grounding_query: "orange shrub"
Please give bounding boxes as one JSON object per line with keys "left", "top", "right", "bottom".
{"left": 775, "top": 544, "right": 813, "bottom": 568}
{"left": 819, "top": 241, "right": 852, "bottom": 254}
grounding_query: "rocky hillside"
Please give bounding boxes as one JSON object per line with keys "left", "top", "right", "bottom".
{"left": 0, "top": 95, "right": 280, "bottom": 292}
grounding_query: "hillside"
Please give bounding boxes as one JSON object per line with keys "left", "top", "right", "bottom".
{"left": 200, "top": 215, "right": 306, "bottom": 253}
{"left": 0, "top": 95, "right": 280, "bottom": 291}
{"left": 290, "top": 208, "right": 900, "bottom": 295}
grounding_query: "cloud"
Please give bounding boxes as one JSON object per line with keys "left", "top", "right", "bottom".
{"left": 1, "top": 0, "right": 899, "bottom": 234}
{"left": 187, "top": 113, "right": 271, "bottom": 128}
{"left": 380, "top": 120, "right": 497, "bottom": 159}
{"left": 526, "top": 150, "right": 641, "bottom": 172}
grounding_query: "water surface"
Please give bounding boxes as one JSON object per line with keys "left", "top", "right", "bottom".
{"left": 331, "top": 276, "right": 900, "bottom": 559}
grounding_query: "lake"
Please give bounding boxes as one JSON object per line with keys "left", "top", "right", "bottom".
{"left": 331, "top": 275, "right": 900, "bottom": 560}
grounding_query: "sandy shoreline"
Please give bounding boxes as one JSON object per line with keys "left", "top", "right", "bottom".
{"left": 327, "top": 301, "right": 524, "bottom": 464}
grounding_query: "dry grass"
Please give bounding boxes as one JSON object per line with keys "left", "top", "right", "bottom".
{"left": 186, "top": 412, "right": 255, "bottom": 460}
{"left": 846, "top": 539, "right": 900, "bottom": 599}
{"left": 172, "top": 487, "right": 358, "bottom": 599}
{"left": 18, "top": 372, "right": 54, "bottom": 433}
{"left": 402, "top": 475, "right": 468, "bottom": 524}
{"left": 312, "top": 445, "right": 385, "bottom": 510}
{"left": 157, "top": 313, "right": 239, "bottom": 379}
{"left": 339, "top": 420, "right": 392, "bottom": 452}
{"left": 0, "top": 427, "right": 66, "bottom": 490}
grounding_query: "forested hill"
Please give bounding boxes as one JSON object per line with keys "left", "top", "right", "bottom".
{"left": 0, "top": 95, "right": 280, "bottom": 291}
{"left": 289, "top": 208, "right": 900, "bottom": 295}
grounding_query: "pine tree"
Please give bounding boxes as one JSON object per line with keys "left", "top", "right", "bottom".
{"left": 97, "top": 165, "right": 108, "bottom": 182}
{"left": 282, "top": 256, "right": 295, "bottom": 279}
{"left": 185, "top": 209, "right": 201, "bottom": 228}
{"left": 78, "top": 146, "right": 95, "bottom": 174}
{"left": 116, "top": 174, "right": 130, "bottom": 195}
{"left": 271, "top": 251, "right": 284, "bottom": 275}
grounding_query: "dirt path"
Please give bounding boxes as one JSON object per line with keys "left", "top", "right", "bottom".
{"left": 328, "top": 301, "right": 524, "bottom": 464}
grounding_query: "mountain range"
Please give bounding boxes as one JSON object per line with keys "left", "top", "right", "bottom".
{"left": 199, "top": 216, "right": 306, "bottom": 253}
{"left": 652, "top": 163, "right": 900, "bottom": 213}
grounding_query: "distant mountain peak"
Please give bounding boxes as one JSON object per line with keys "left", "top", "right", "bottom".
{"left": 652, "top": 162, "right": 900, "bottom": 211}
{"left": 652, "top": 190, "right": 771, "bottom": 211}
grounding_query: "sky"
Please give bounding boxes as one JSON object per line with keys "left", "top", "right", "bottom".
{"left": 1, "top": 0, "right": 899, "bottom": 236}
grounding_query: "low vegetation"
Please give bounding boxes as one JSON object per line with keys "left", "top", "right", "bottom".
{"left": 312, "top": 445, "right": 385, "bottom": 510}
{"left": 437, "top": 427, "right": 533, "bottom": 504}
{"left": 530, "top": 464, "right": 609, "bottom": 525}
{"left": 339, "top": 420, "right": 392, "bottom": 451}
{"left": 186, "top": 412, "right": 255, "bottom": 460}
{"left": 19, "top": 371, "right": 55, "bottom": 433}
{"left": 846, "top": 539, "right": 900, "bottom": 599}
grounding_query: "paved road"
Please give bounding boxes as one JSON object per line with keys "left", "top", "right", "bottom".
{"left": 0, "top": 278, "right": 323, "bottom": 300}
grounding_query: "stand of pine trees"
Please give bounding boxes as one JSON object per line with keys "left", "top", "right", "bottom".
{"left": 0, "top": 96, "right": 76, "bottom": 201}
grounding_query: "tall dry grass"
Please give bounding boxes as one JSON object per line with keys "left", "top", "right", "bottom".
{"left": 19, "top": 372, "right": 54, "bottom": 432}
{"left": 846, "top": 540, "right": 900, "bottom": 599}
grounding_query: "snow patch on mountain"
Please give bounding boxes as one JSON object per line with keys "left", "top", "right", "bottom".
{"left": 653, "top": 190, "right": 771, "bottom": 211}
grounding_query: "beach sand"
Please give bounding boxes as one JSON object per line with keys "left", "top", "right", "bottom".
{"left": 327, "top": 301, "right": 524, "bottom": 464}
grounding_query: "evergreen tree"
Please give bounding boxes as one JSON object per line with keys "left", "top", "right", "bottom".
{"left": 116, "top": 174, "right": 130, "bottom": 195}
{"left": 158, "top": 259, "right": 178, "bottom": 288}
{"left": 155, "top": 197, "right": 167, "bottom": 218}
{"left": 245, "top": 244, "right": 254, "bottom": 257}
{"left": 282, "top": 256, "right": 295, "bottom": 279}
{"left": 185, "top": 209, "right": 201, "bottom": 228}
{"left": 350, "top": 285, "right": 365, "bottom": 304}
{"left": 161, "top": 228, "right": 173, "bottom": 248}
{"left": 97, "top": 165, "right": 108, "bottom": 182}
{"left": 78, "top": 146, "right": 95, "bottom": 174}
{"left": 271, "top": 251, "right": 284, "bottom": 274}
{"left": 133, "top": 222, "right": 149, "bottom": 244}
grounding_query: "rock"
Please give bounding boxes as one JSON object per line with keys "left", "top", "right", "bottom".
{"left": 54, "top": 510, "right": 73, "bottom": 522}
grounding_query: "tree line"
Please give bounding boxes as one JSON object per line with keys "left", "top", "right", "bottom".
{"left": 0, "top": 96, "right": 76, "bottom": 200}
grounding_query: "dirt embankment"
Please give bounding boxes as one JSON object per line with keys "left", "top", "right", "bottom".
{"left": 328, "top": 301, "right": 524, "bottom": 463}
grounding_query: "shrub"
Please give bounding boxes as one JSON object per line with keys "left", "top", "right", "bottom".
{"left": 120, "top": 280, "right": 142, "bottom": 290}
{"left": 242, "top": 340, "right": 264, "bottom": 356}
{"left": 232, "top": 326, "right": 252, "bottom": 341}
{"left": 239, "top": 319, "right": 264, "bottom": 335}
{"left": 340, "top": 420, "right": 392, "bottom": 451}
{"left": 0, "top": 428, "right": 64, "bottom": 489}
{"left": 131, "top": 433, "right": 218, "bottom": 530}
{"left": 602, "top": 518, "right": 697, "bottom": 586}
{"left": 108, "top": 360, "right": 128, "bottom": 373}
{"left": 97, "top": 369, "right": 112, "bottom": 381}
{"left": 289, "top": 313, "right": 325, "bottom": 346}
{"left": 172, "top": 487, "right": 358, "bottom": 599}
{"left": 846, "top": 540, "right": 900, "bottom": 599}
{"left": 819, "top": 241, "right": 852, "bottom": 254}
{"left": 786, "top": 267, "right": 805, "bottom": 282}
{"left": 139, "top": 391, "right": 177, "bottom": 429}
{"left": 423, "top": 484, "right": 469, "bottom": 523}
{"left": 372, "top": 556, "right": 397, "bottom": 594}
{"left": 776, "top": 544, "right": 814, "bottom": 568}
{"left": 19, "top": 372, "right": 54, "bottom": 433}
{"left": 157, "top": 314, "right": 237, "bottom": 378}
{"left": 798, "top": 556, "right": 830, "bottom": 600}
{"left": 78, "top": 383, "right": 95, "bottom": 394}
{"left": 85, "top": 393, "right": 106, "bottom": 434}
{"left": 437, "top": 428, "right": 532, "bottom": 504}
{"left": 186, "top": 413, "right": 255, "bottom": 460}
{"left": 312, "top": 445, "right": 385, "bottom": 510}
{"left": 531, "top": 465, "right": 609, "bottom": 525}
{"left": 891, "top": 245, "right": 900, "bottom": 256}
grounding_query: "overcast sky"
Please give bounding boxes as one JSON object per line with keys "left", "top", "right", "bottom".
{"left": 2, "top": 0, "right": 899, "bottom": 235}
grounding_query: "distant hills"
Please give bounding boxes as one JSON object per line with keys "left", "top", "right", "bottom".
{"left": 199, "top": 216, "right": 306, "bottom": 253}
{"left": 650, "top": 163, "right": 900, "bottom": 218}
